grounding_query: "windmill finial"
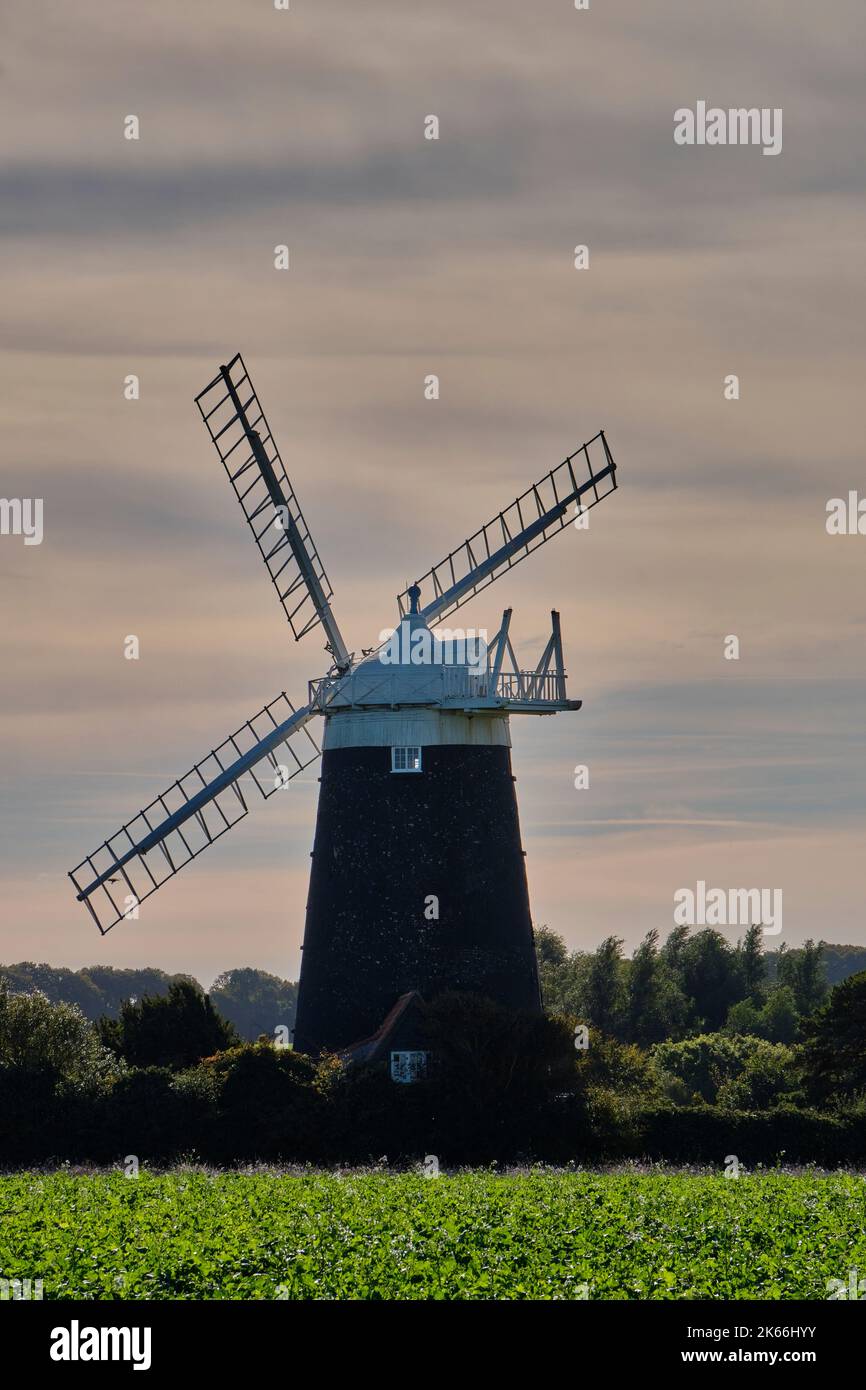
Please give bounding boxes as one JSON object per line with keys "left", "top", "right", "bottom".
{"left": 408, "top": 584, "right": 421, "bottom": 615}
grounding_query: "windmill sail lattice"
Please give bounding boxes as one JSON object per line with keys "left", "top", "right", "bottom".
{"left": 397, "top": 430, "right": 616, "bottom": 623}
{"left": 196, "top": 354, "right": 349, "bottom": 666}
{"left": 68, "top": 348, "right": 621, "bottom": 1063}
{"left": 69, "top": 695, "right": 319, "bottom": 934}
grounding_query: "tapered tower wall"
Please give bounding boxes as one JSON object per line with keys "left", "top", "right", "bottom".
{"left": 292, "top": 709, "right": 541, "bottom": 1056}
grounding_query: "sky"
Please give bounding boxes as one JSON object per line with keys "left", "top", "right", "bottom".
{"left": 1, "top": 0, "right": 864, "bottom": 987}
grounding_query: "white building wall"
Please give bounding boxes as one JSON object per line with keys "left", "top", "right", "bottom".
{"left": 322, "top": 707, "right": 511, "bottom": 750}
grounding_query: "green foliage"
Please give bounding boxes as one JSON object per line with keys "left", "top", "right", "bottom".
{"left": 673, "top": 930, "right": 744, "bottom": 1033}
{"left": 575, "top": 1032, "right": 655, "bottom": 1095}
{"left": 738, "top": 924, "right": 767, "bottom": 1002}
{"left": 819, "top": 944, "right": 866, "bottom": 987}
{"left": 3, "top": 936, "right": 862, "bottom": 1054}
{"left": 533, "top": 925, "right": 567, "bottom": 968}
{"left": 0, "top": 982, "right": 122, "bottom": 1164}
{"left": 97, "top": 981, "right": 239, "bottom": 1070}
{"left": 633, "top": 1103, "right": 857, "bottom": 1167}
{"left": 650, "top": 1033, "right": 795, "bottom": 1107}
{"left": 0, "top": 964, "right": 291, "bottom": 1036}
{"left": 539, "top": 927, "right": 838, "bottom": 1049}
{"left": 625, "top": 930, "right": 693, "bottom": 1044}
{"left": 536, "top": 928, "right": 590, "bottom": 1017}
{"left": 584, "top": 936, "right": 626, "bottom": 1036}
{"left": 715, "top": 1045, "right": 798, "bottom": 1109}
{"left": 756, "top": 985, "right": 801, "bottom": 1043}
{"left": 1, "top": 1171, "right": 865, "bottom": 1299}
{"left": 102, "top": 1068, "right": 187, "bottom": 1157}
{"left": 0, "top": 980, "right": 120, "bottom": 1090}
{"left": 423, "top": 991, "right": 576, "bottom": 1103}
{"left": 209, "top": 968, "right": 298, "bottom": 1042}
{"left": 725, "top": 985, "right": 800, "bottom": 1043}
{"left": 1, "top": 960, "right": 864, "bottom": 1168}
{"left": 724, "top": 997, "right": 763, "bottom": 1037}
{"left": 0, "top": 963, "right": 104, "bottom": 1016}
{"left": 201, "top": 1043, "right": 320, "bottom": 1161}
{"left": 81, "top": 966, "right": 196, "bottom": 1019}
{"left": 0, "top": 963, "right": 194, "bottom": 1021}
{"left": 800, "top": 970, "right": 866, "bottom": 1104}
{"left": 778, "top": 940, "right": 828, "bottom": 1016}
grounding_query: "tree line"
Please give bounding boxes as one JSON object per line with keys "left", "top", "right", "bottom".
{"left": 1, "top": 922, "right": 865, "bottom": 1166}
{"left": 0, "top": 964, "right": 297, "bottom": 1041}
{"left": 536, "top": 925, "right": 838, "bottom": 1044}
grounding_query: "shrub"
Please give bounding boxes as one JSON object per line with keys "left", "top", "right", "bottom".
{"left": 632, "top": 1103, "right": 863, "bottom": 1167}
{"left": 651, "top": 1034, "right": 793, "bottom": 1106}
{"left": 97, "top": 981, "right": 239, "bottom": 1070}
{"left": 0, "top": 984, "right": 122, "bottom": 1164}
{"left": 716, "top": 1044, "right": 799, "bottom": 1110}
{"left": 574, "top": 1032, "right": 656, "bottom": 1095}
{"left": 201, "top": 1043, "right": 321, "bottom": 1163}
{"left": 0, "top": 981, "right": 120, "bottom": 1090}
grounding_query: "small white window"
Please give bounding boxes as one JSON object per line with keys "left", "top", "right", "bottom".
{"left": 391, "top": 746, "right": 422, "bottom": 773}
{"left": 390, "top": 1050, "right": 429, "bottom": 1083}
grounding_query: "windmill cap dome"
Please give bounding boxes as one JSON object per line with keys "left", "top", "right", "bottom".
{"left": 326, "top": 610, "right": 490, "bottom": 709}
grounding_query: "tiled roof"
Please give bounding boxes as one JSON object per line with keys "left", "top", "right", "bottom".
{"left": 339, "top": 990, "right": 424, "bottom": 1065}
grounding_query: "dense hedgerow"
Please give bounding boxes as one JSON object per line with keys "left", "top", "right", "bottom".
{"left": 2, "top": 982, "right": 866, "bottom": 1167}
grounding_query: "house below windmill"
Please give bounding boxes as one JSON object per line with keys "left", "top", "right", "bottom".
{"left": 338, "top": 990, "right": 430, "bottom": 1083}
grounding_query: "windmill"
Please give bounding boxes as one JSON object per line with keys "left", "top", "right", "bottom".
{"left": 69, "top": 354, "right": 618, "bottom": 1064}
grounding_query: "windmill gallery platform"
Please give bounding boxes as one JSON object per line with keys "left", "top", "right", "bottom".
{"left": 69, "top": 353, "right": 618, "bottom": 1078}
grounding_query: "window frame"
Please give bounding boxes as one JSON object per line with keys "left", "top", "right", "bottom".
{"left": 391, "top": 745, "right": 422, "bottom": 773}
{"left": 390, "top": 1050, "right": 429, "bottom": 1083}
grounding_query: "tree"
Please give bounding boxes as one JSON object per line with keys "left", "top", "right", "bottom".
{"left": 779, "top": 939, "right": 827, "bottom": 1018}
{"left": 97, "top": 981, "right": 239, "bottom": 1070}
{"left": 584, "top": 937, "right": 625, "bottom": 1037}
{"left": 0, "top": 962, "right": 104, "bottom": 1017}
{"left": 724, "top": 997, "right": 763, "bottom": 1038}
{"left": 660, "top": 924, "right": 691, "bottom": 973}
{"left": 737, "top": 925, "right": 766, "bottom": 1003}
{"left": 758, "top": 986, "right": 800, "bottom": 1044}
{"left": 209, "top": 968, "right": 298, "bottom": 1043}
{"left": 626, "top": 931, "right": 658, "bottom": 1043}
{"left": 0, "top": 982, "right": 122, "bottom": 1163}
{"left": 677, "top": 930, "right": 744, "bottom": 1032}
{"left": 724, "top": 985, "right": 800, "bottom": 1044}
{"left": 535, "top": 928, "right": 588, "bottom": 1018}
{"left": 574, "top": 1032, "right": 655, "bottom": 1095}
{"left": 534, "top": 925, "right": 567, "bottom": 968}
{"left": 819, "top": 943, "right": 866, "bottom": 987}
{"left": 81, "top": 966, "right": 195, "bottom": 1020}
{"left": 201, "top": 1043, "right": 319, "bottom": 1161}
{"left": 799, "top": 971, "right": 866, "bottom": 1103}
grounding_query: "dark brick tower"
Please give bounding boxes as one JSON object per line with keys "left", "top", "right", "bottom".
{"left": 293, "top": 702, "right": 541, "bottom": 1055}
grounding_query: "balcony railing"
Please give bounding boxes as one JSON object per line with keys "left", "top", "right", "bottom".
{"left": 309, "top": 665, "right": 567, "bottom": 709}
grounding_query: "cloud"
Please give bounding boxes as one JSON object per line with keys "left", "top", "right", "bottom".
{"left": 2, "top": 0, "right": 865, "bottom": 969}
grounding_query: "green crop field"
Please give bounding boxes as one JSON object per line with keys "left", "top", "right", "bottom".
{"left": 1, "top": 1170, "right": 864, "bottom": 1300}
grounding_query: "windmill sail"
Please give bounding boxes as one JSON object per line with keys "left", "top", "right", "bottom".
{"left": 397, "top": 430, "right": 617, "bottom": 623}
{"left": 196, "top": 354, "right": 350, "bottom": 666}
{"left": 68, "top": 695, "right": 320, "bottom": 934}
